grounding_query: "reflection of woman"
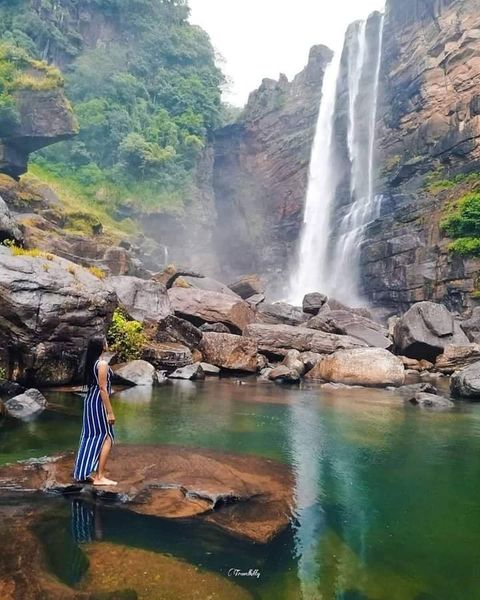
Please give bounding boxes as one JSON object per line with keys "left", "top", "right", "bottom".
{"left": 73, "top": 336, "right": 117, "bottom": 485}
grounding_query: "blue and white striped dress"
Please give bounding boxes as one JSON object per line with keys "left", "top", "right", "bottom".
{"left": 73, "top": 359, "right": 114, "bottom": 481}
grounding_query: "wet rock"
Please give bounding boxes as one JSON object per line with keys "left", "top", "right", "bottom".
{"left": 451, "top": 362, "right": 480, "bottom": 399}
{"left": 257, "top": 354, "right": 269, "bottom": 371}
{"left": 0, "top": 249, "right": 116, "bottom": 386}
{"left": 393, "top": 302, "right": 469, "bottom": 361}
{"left": 228, "top": 274, "right": 265, "bottom": 299}
{"left": 107, "top": 276, "right": 172, "bottom": 323}
{"left": 113, "top": 360, "right": 156, "bottom": 386}
{"left": 315, "top": 348, "right": 405, "bottom": 387}
{"left": 199, "top": 362, "right": 220, "bottom": 376}
{"left": 5, "top": 388, "right": 46, "bottom": 420}
{"left": 168, "top": 287, "right": 255, "bottom": 333}
{"left": 302, "top": 292, "right": 328, "bottom": 315}
{"left": 155, "top": 370, "right": 168, "bottom": 385}
{"left": 244, "top": 323, "right": 366, "bottom": 357}
{"left": 153, "top": 314, "right": 203, "bottom": 349}
{"left": 268, "top": 365, "right": 301, "bottom": 384}
{"left": 199, "top": 332, "right": 258, "bottom": 372}
{"left": 0, "top": 196, "right": 22, "bottom": 244}
{"left": 307, "top": 309, "right": 391, "bottom": 348}
{"left": 141, "top": 342, "right": 192, "bottom": 370}
{"left": 199, "top": 322, "right": 231, "bottom": 334}
{"left": 435, "top": 344, "right": 480, "bottom": 374}
{"left": 409, "top": 392, "right": 454, "bottom": 410}
{"left": 168, "top": 363, "right": 205, "bottom": 381}
{"left": 391, "top": 382, "right": 438, "bottom": 398}
{"left": 0, "top": 444, "right": 294, "bottom": 544}
{"left": 282, "top": 349, "right": 305, "bottom": 376}
{"left": 257, "top": 302, "right": 309, "bottom": 326}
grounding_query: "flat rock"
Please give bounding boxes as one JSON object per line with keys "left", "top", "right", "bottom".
{"left": 168, "top": 363, "right": 205, "bottom": 380}
{"left": 199, "top": 322, "right": 231, "bottom": 334}
{"left": 199, "top": 332, "right": 258, "bottom": 372}
{"left": 112, "top": 360, "right": 156, "bottom": 386}
{"left": 174, "top": 275, "right": 239, "bottom": 297}
{"left": 0, "top": 444, "right": 294, "bottom": 544}
{"left": 257, "top": 302, "right": 309, "bottom": 326}
{"left": 4, "top": 388, "right": 46, "bottom": 420}
{"left": 168, "top": 287, "right": 255, "bottom": 333}
{"left": 228, "top": 274, "right": 264, "bottom": 299}
{"left": 435, "top": 344, "right": 480, "bottom": 374}
{"left": 107, "top": 275, "right": 172, "bottom": 322}
{"left": 244, "top": 323, "right": 366, "bottom": 357}
{"left": 314, "top": 348, "right": 405, "bottom": 387}
{"left": 200, "top": 362, "right": 221, "bottom": 376}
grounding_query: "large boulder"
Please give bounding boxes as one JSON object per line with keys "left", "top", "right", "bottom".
{"left": 5, "top": 388, "right": 47, "bottom": 420}
{"left": 0, "top": 248, "right": 116, "bottom": 386}
{"left": 435, "top": 344, "right": 480, "bottom": 374}
{"left": 113, "top": 360, "right": 156, "bottom": 386}
{"left": 168, "top": 287, "right": 255, "bottom": 333}
{"left": 153, "top": 315, "right": 202, "bottom": 349}
{"left": 306, "top": 309, "right": 391, "bottom": 348}
{"left": 243, "top": 323, "right": 366, "bottom": 357}
{"left": 199, "top": 332, "right": 258, "bottom": 372}
{"left": 451, "top": 362, "right": 480, "bottom": 399}
{"left": 268, "top": 365, "right": 301, "bottom": 384}
{"left": 152, "top": 264, "right": 204, "bottom": 288}
{"left": 0, "top": 196, "right": 23, "bottom": 244}
{"left": 228, "top": 274, "right": 265, "bottom": 299}
{"left": 107, "top": 276, "right": 172, "bottom": 322}
{"left": 173, "top": 275, "right": 239, "bottom": 297}
{"left": 313, "top": 348, "right": 405, "bottom": 387}
{"left": 168, "top": 363, "right": 205, "bottom": 381}
{"left": 460, "top": 307, "right": 480, "bottom": 343}
{"left": 257, "top": 302, "right": 309, "bottom": 326}
{"left": 140, "top": 342, "right": 192, "bottom": 370}
{"left": 393, "top": 301, "right": 469, "bottom": 361}
{"left": 302, "top": 292, "right": 327, "bottom": 315}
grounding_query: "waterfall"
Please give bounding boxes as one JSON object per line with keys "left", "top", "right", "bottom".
{"left": 289, "top": 14, "right": 384, "bottom": 306}
{"left": 288, "top": 50, "right": 342, "bottom": 305}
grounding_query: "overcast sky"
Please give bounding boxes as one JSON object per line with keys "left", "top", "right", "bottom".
{"left": 189, "top": 0, "right": 385, "bottom": 106}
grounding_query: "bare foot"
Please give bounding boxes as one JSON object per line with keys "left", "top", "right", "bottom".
{"left": 93, "top": 476, "right": 117, "bottom": 486}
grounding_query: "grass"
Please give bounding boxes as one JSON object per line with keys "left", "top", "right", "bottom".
{"left": 87, "top": 265, "right": 106, "bottom": 279}
{"left": 8, "top": 244, "right": 54, "bottom": 260}
{"left": 425, "top": 171, "right": 480, "bottom": 194}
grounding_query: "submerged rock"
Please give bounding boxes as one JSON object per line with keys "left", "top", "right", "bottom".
{"left": 393, "top": 302, "right": 469, "bottom": 361}
{"left": 199, "top": 332, "right": 258, "bottom": 372}
{"left": 168, "top": 363, "right": 205, "bottom": 380}
{"left": 451, "top": 361, "right": 480, "bottom": 399}
{"left": 409, "top": 392, "right": 454, "bottom": 410}
{"left": 107, "top": 275, "right": 172, "bottom": 322}
{"left": 0, "top": 444, "right": 294, "bottom": 544}
{"left": 315, "top": 348, "right": 405, "bottom": 387}
{"left": 5, "top": 388, "right": 47, "bottom": 420}
{"left": 113, "top": 360, "right": 156, "bottom": 386}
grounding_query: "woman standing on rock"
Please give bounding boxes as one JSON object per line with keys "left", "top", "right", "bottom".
{"left": 73, "top": 336, "right": 117, "bottom": 486}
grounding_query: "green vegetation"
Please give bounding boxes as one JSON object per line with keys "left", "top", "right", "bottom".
{"left": 0, "top": 0, "right": 225, "bottom": 205}
{"left": 425, "top": 171, "right": 480, "bottom": 194}
{"left": 87, "top": 265, "right": 106, "bottom": 279}
{"left": 3, "top": 239, "right": 54, "bottom": 259}
{"left": 441, "top": 192, "right": 480, "bottom": 257}
{"left": 108, "top": 309, "right": 146, "bottom": 362}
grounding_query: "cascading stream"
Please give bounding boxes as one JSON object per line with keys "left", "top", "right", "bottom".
{"left": 289, "top": 14, "right": 384, "bottom": 306}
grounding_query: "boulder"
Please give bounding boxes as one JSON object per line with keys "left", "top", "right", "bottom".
{"left": 0, "top": 195, "right": 23, "bottom": 244}
{"left": 314, "top": 348, "right": 405, "bottom": 387}
{"left": 113, "top": 360, "right": 156, "bottom": 386}
{"left": 268, "top": 365, "right": 301, "bottom": 384}
{"left": 399, "top": 356, "right": 434, "bottom": 371}
{"left": 199, "top": 332, "right": 258, "bottom": 372}
{"left": 174, "top": 275, "right": 239, "bottom": 297}
{"left": 451, "top": 362, "right": 480, "bottom": 399}
{"left": 199, "top": 362, "right": 221, "bottom": 376}
{"left": 0, "top": 249, "right": 116, "bottom": 386}
{"left": 435, "top": 344, "right": 480, "bottom": 374}
{"left": 306, "top": 310, "right": 391, "bottom": 348}
{"left": 246, "top": 293, "right": 265, "bottom": 307}
{"left": 0, "top": 379, "right": 25, "bottom": 399}
{"left": 101, "top": 246, "right": 133, "bottom": 276}
{"left": 141, "top": 342, "right": 192, "bottom": 370}
{"left": 460, "top": 307, "right": 480, "bottom": 343}
{"left": 168, "top": 363, "right": 205, "bottom": 381}
{"left": 228, "top": 274, "right": 265, "bottom": 299}
{"left": 152, "top": 264, "right": 204, "bottom": 288}
{"left": 393, "top": 302, "right": 469, "bottom": 361}
{"left": 199, "top": 322, "right": 231, "bottom": 334}
{"left": 243, "top": 323, "right": 366, "bottom": 357}
{"left": 299, "top": 351, "right": 324, "bottom": 371}
{"left": 390, "top": 382, "right": 438, "bottom": 398}
{"left": 257, "top": 302, "right": 309, "bottom": 326}
{"left": 409, "top": 392, "right": 454, "bottom": 410}
{"left": 168, "top": 287, "right": 255, "bottom": 333}
{"left": 153, "top": 315, "right": 203, "bottom": 349}
{"left": 282, "top": 349, "right": 305, "bottom": 377}
{"left": 5, "top": 388, "right": 46, "bottom": 420}
{"left": 107, "top": 276, "right": 172, "bottom": 322}
{"left": 302, "top": 292, "right": 327, "bottom": 315}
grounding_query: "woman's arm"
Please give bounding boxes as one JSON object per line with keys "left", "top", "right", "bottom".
{"left": 97, "top": 360, "right": 115, "bottom": 424}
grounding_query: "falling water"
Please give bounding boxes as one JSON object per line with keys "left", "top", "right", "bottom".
{"left": 289, "top": 15, "right": 384, "bottom": 305}
{"left": 288, "top": 50, "right": 342, "bottom": 304}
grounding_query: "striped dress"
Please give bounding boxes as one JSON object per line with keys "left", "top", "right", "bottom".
{"left": 73, "top": 359, "right": 114, "bottom": 482}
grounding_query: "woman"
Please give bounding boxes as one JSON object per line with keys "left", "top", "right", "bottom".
{"left": 73, "top": 336, "right": 117, "bottom": 486}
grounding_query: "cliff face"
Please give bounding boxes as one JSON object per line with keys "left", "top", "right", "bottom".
{"left": 212, "top": 46, "right": 332, "bottom": 290}
{"left": 359, "top": 0, "right": 480, "bottom": 312}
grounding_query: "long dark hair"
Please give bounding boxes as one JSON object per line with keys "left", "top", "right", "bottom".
{"left": 83, "top": 336, "right": 105, "bottom": 388}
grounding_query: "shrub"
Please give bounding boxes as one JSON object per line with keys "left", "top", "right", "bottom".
{"left": 87, "top": 265, "right": 106, "bottom": 279}
{"left": 107, "top": 308, "right": 146, "bottom": 362}
{"left": 5, "top": 240, "right": 54, "bottom": 260}
{"left": 447, "top": 237, "right": 480, "bottom": 257}
{"left": 441, "top": 193, "right": 480, "bottom": 238}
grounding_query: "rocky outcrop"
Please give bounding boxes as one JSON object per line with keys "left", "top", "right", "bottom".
{"left": 212, "top": 45, "right": 332, "bottom": 291}
{"left": 306, "top": 309, "right": 391, "bottom": 348}
{"left": 0, "top": 196, "right": 22, "bottom": 244}
{"left": 314, "top": 348, "right": 405, "bottom": 387}
{"left": 107, "top": 276, "right": 172, "bottom": 322}
{"left": 0, "top": 248, "right": 116, "bottom": 385}
{"left": 199, "top": 332, "right": 258, "bottom": 372}
{"left": 393, "top": 301, "right": 469, "bottom": 360}
{"left": 435, "top": 343, "right": 480, "bottom": 373}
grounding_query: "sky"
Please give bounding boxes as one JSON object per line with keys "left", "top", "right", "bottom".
{"left": 188, "top": 0, "right": 385, "bottom": 106}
